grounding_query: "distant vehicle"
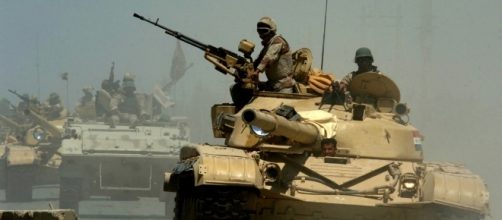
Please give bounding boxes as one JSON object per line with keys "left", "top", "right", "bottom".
{"left": 0, "top": 109, "right": 64, "bottom": 202}
{"left": 58, "top": 104, "right": 191, "bottom": 215}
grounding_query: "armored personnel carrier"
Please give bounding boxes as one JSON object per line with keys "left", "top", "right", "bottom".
{"left": 134, "top": 13, "right": 490, "bottom": 219}
{"left": 58, "top": 94, "right": 192, "bottom": 214}
{"left": 0, "top": 109, "right": 64, "bottom": 202}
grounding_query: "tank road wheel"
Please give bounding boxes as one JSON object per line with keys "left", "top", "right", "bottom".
{"left": 5, "top": 165, "right": 34, "bottom": 202}
{"left": 174, "top": 186, "right": 255, "bottom": 220}
{"left": 59, "top": 178, "right": 81, "bottom": 214}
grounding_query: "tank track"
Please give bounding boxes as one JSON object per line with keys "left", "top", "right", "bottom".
{"left": 173, "top": 185, "right": 254, "bottom": 220}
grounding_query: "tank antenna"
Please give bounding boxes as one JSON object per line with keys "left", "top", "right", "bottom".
{"left": 320, "top": 0, "right": 328, "bottom": 69}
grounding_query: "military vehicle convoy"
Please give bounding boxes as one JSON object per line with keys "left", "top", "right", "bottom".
{"left": 134, "top": 13, "right": 491, "bottom": 220}
{"left": 0, "top": 109, "right": 64, "bottom": 202}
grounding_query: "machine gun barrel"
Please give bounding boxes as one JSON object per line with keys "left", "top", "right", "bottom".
{"left": 241, "top": 109, "right": 319, "bottom": 145}
{"left": 24, "top": 109, "right": 62, "bottom": 140}
{"left": 8, "top": 89, "right": 29, "bottom": 102}
{"left": 133, "top": 13, "right": 251, "bottom": 77}
{"left": 133, "top": 13, "right": 209, "bottom": 51}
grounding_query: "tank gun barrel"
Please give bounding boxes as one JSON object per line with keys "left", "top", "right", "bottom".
{"left": 241, "top": 109, "right": 319, "bottom": 145}
{"left": 24, "top": 109, "right": 62, "bottom": 140}
{"left": 0, "top": 114, "right": 23, "bottom": 130}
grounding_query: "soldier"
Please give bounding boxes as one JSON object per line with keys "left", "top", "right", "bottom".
{"left": 42, "top": 93, "right": 67, "bottom": 120}
{"left": 321, "top": 138, "right": 337, "bottom": 157}
{"left": 110, "top": 74, "right": 141, "bottom": 128}
{"left": 74, "top": 86, "right": 96, "bottom": 121}
{"left": 252, "top": 16, "right": 295, "bottom": 92}
{"left": 338, "top": 47, "right": 380, "bottom": 93}
{"left": 96, "top": 62, "right": 120, "bottom": 118}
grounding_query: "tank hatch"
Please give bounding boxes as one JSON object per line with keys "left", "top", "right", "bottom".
{"left": 349, "top": 72, "right": 401, "bottom": 103}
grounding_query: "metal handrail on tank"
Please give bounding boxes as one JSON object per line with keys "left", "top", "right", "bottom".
{"left": 24, "top": 109, "right": 62, "bottom": 140}
{"left": 241, "top": 109, "right": 319, "bottom": 145}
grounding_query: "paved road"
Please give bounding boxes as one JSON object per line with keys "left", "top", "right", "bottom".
{"left": 0, "top": 185, "right": 173, "bottom": 219}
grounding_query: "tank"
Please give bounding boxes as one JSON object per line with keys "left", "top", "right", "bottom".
{"left": 164, "top": 72, "right": 491, "bottom": 220}
{"left": 0, "top": 209, "right": 77, "bottom": 220}
{"left": 57, "top": 93, "right": 192, "bottom": 215}
{"left": 0, "top": 109, "right": 64, "bottom": 202}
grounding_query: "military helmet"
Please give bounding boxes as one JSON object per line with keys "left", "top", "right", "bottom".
{"left": 123, "top": 72, "right": 135, "bottom": 82}
{"left": 49, "top": 92, "right": 59, "bottom": 99}
{"left": 82, "top": 86, "right": 94, "bottom": 94}
{"left": 48, "top": 92, "right": 60, "bottom": 104}
{"left": 354, "top": 47, "right": 374, "bottom": 62}
{"left": 257, "top": 16, "right": 277, "bottom": 33}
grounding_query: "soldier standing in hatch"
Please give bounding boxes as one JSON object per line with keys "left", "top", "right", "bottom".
{"left": 110, "top": 74, "right": 141, "bottom": 128}
{"left": 42, "top": 93, "right": 67, "bottom": 120}
{"left": 337, "top": 47, "right": 380, "bottom": 93}
{"left": 75, "top": 86, "right": 96, "bottom": 121}
{"left": 321, "top": 138, "right": 337, "bottom": 157}
{"left": 251, "top": 16, "right": 295, "bottom": 92}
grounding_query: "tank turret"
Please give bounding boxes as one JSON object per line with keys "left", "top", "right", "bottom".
{"left": 24, "top": 108, "right": 62, "bottom": 141}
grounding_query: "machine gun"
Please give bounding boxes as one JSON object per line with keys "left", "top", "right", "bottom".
{"left": 8, "top": 89, "right": 29, "bottom": 103}
{"left": 133, "top": 13, "right": 257, "bottom": 89}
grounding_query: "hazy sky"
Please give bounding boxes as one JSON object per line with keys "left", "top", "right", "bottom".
{"left": 1, "top": 0, "right": 501, "bottom": 218}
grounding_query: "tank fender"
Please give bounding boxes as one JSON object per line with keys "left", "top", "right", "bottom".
{"left": 193, "top": 145, "right": 263, "bottom": 187}
{"left": 169, "top": 145, "right": 263, "bottom": 190}
{"left": 420, "top": 163, "right": 490, "bottom": 215}
{"left": 4, "top": 146, "right": 39, "bottom": 166}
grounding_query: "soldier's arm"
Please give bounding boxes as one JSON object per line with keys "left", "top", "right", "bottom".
{"left": 255, "top": 42, "right": 284, "bottom": 73}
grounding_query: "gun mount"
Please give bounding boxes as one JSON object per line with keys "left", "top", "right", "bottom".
{"left": 133, "top": 13, "right": 256, "bottom": 89}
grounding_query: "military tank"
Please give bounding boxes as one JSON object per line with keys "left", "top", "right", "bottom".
{"left": 134, "top": 13, "right": 490, "bottom": 219}
{"left": 165, "top": 72, "right": 490, "bottom": 220}
{"left": 57, "top": 92, "right": 192, "bottom": 215}
{"left": 0, "top": 109, "right": 64, "bottom": 202}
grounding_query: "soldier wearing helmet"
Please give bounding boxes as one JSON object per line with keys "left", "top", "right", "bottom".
{"left": 110, "top": 74, "right": 141, "bottom": 128}
{"left": 252, "top": 16, "right": 294, "bottom": 92}
{"left": 75, "top": 86, "right": 96, "bottom": 121}
{"left": 337, "top": 47, "right": 380, "bottom": 93}
{"left": 42, "top": 92, "right": 67, "bottom": 120}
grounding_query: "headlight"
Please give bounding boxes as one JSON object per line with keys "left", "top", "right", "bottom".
{"left": 403, "top": 181, "right": 416, "bottom": 189}
{"left": 250, "top": 125, "right": 270, "bottom": 137}
{"left": 263, "top": 163, "right": 281, "bottom": 183}
{"left": 32, "top": 127, "right": 47, "bottom": 141}
{"left": 399, "top": 172, "right": 419, "bottom": 198}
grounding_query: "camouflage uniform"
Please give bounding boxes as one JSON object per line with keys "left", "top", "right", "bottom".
{"left": 43, "top": 93, "right": 66, "bottom": 120}
{"left": 255, "top": 35, "right": 294, "bottom": 92}
{"left": 339, "top": 47, "right": 379, "bottom": 92}
{"left": 339, "top": 66, "right": 379, "bottom": 89}
{"left": 110, "top": 76, "right": 140, "bottom": 128}
{"left": 254, "top": 16, "right": 294, "bottom": 92}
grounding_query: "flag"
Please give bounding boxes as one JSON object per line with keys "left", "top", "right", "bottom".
{"left": 166, "top": 41, "right": 192, "bottom": 90}
{"left": 61, "top": 72, "right": 69, "bottom": 81}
